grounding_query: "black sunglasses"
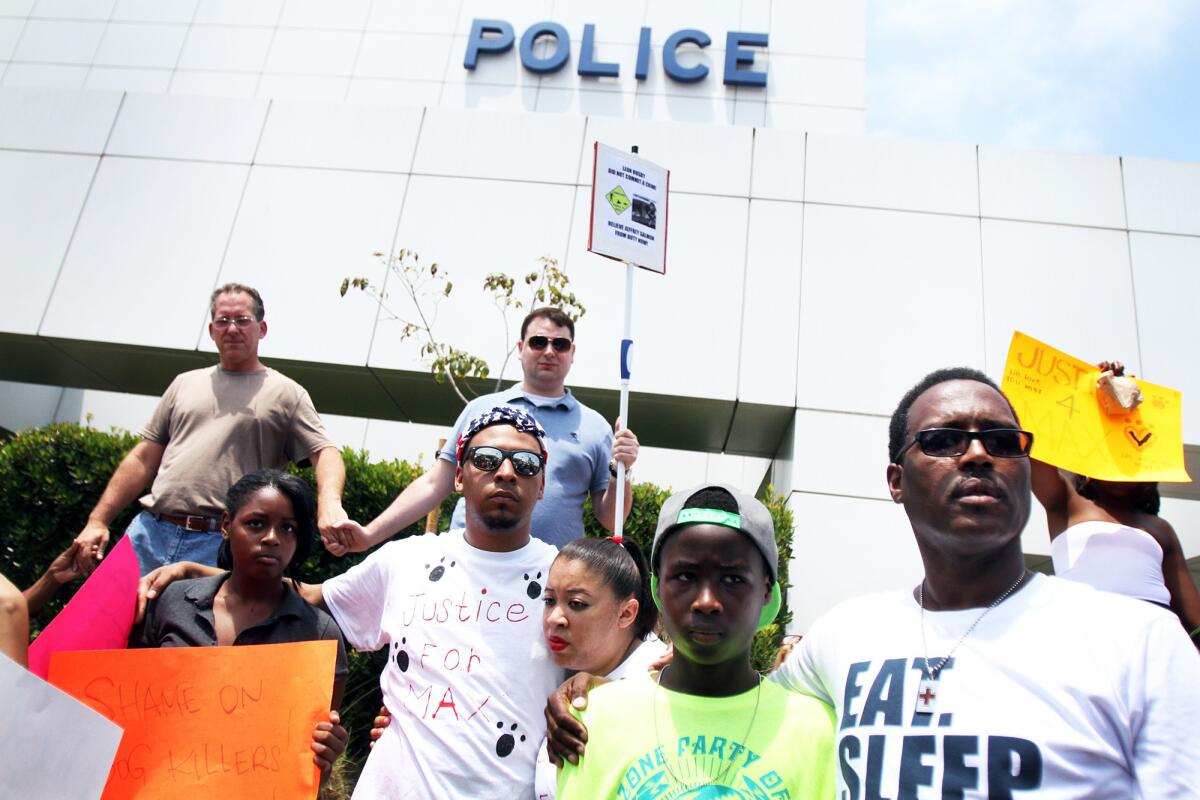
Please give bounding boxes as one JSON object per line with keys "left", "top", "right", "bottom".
{"left": 466, "top": 446, "right": 545, "bottom": 477}
{"left": 898, "top": 428, "right": 1034, "bottom": 460}
{"left": 526, "top": 335, "right": 572, "bottom": 353}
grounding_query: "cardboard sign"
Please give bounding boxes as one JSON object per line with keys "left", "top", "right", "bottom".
{"left": 1001, "top": 331, "right": 1190, "bottom": 482}
{"left": 0, "top": 654, "right": 124, "bottom": 800}
{"left": 49, "top": 641, "right": 336, "bottom": 800}
{"left": 28, "top": 535, "right": 139, "bottom": 679}
{"left": 588, "top": 142, "right": 669, "bottom": 273}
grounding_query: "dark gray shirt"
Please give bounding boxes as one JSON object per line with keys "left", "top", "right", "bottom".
{"left": 133, "top": 573, "right": 348, "bottom": 681}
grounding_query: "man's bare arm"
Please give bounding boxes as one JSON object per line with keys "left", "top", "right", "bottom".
{"left": 74, "top": 440, "right": 165, "bottom": 573}
{"left": 310, "top": 446, "right": 348, "bottom": 542}
{"left": 0, "top": 572, "right": 29, "bottom": 667}
{"left": 323, "top": 458, "right": 456, "bottom": 555}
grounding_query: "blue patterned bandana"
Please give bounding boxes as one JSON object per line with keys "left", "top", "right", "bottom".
{"left": 456, "top": 406, "right": 548, "bottom": 463}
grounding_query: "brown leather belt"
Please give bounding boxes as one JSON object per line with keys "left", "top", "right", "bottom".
{"left": 154, "top": 512, "right": 220, "bottom": 532}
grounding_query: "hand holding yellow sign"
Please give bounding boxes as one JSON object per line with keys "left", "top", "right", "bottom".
{"left": 1001, "top": 331, "right": 1190, "bottom": 482}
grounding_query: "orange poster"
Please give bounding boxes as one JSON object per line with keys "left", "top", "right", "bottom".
{"left": 48, "top": 641, "right": 336, "bottom": 800}
{"left": 1001, "top": 331, "right": 1190, "bottom": 482}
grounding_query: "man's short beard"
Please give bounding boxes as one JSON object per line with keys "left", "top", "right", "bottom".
{"left": 481, "top": 511, "right": 520, "bottom": 531}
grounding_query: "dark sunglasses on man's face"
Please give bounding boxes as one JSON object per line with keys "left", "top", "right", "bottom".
{"left": 466, "top": 446, "right": 545, "bottom": 477}
{"left": 899, "top": 428, "right": 1034, "bottom": 460}
{"left": 526, "top": 335, "right": 572, "bottom": 353}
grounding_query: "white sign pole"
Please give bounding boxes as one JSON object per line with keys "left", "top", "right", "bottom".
{"left": 586, "top": 140, "right": 669, "bottom": 541}
{"left": 613, "top": 255, "right": 635, "bottom": 541}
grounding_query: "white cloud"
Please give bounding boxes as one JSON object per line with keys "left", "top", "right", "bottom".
{"left": 867, "top": 0, "right": 1196, "bottom": 154}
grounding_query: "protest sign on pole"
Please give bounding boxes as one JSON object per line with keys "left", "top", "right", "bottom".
{"left": 0, "top": 654, "right": 124, "bottom": 800}
{"left": 28, "top": 535, "right": 139, "bottom": 678}
{"left": 1001, "top": 330, "right": 1190, "bottom": 482}
{"left": 49, "top": 640, "right": 337, "bottom": 800}
{"left": 588, "top": 142, "right": 670, "bottom": 540}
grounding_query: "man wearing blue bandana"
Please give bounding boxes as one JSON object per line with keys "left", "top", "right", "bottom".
{"left": 326, "top": 307, "right": 638, "bottom": 552}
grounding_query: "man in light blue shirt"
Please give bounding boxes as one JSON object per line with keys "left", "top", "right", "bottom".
{"left": 325, "top": 307, "right": 639, "bottom": 550}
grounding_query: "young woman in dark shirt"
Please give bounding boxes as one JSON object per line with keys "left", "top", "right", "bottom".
{"left": 134, "top": 469, "right": 349, "bottom": 779}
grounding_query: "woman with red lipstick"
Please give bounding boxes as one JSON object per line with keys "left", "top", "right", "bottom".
{"left": 534, "top": 536, "right": 666, "bottom": 799}
{"left": 133, "top": 469, "right": 349, "bottom": 779}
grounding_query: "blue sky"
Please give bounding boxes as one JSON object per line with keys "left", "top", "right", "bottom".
{"left": 866, "top": 0, "right": 1200, "bottom": 163}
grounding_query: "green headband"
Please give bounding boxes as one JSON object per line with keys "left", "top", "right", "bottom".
{"left": 676, "top": 507, "right": 741, "bottom": 528}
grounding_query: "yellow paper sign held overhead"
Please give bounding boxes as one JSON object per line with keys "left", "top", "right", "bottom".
{"left": 1001, "top": 331, "right": 1190, "bottom": 482}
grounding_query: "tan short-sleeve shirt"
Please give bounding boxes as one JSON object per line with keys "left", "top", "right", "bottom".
{"left": 139, "top": 366, "right": 331, "bottom": 517}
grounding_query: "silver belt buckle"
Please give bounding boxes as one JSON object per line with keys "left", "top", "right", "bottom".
{"left": 183, "top": 515, "right": 209, "bottom": 532}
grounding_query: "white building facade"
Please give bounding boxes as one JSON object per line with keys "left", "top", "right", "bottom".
{"left": 1, "top": 0, "right": 1197, "bottom": 630}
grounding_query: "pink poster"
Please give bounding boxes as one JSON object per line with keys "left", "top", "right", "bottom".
{"left": 28, "top": 536, "right": 139, "bottom": 678}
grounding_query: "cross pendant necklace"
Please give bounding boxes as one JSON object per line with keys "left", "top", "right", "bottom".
{"left": 915, "top": 570, "right": 1028, "bottom": 715}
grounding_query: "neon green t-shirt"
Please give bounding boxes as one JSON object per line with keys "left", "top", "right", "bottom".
{"left": 558, "top": 672, "right": 836, "bottom": 800}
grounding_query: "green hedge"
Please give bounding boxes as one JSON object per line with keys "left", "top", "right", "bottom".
{"left": 0, "top": 423, "right": 795, "bottom": 782}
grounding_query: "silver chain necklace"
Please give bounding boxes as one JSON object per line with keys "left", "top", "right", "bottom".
{"left": 915, "top": 570, "right": 1028, "bottom": 714}
{"left": 653, "top": 665, "right": 762, "bottom": 790}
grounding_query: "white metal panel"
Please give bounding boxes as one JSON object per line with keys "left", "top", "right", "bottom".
{"left": 278, "top": 0, "right": 370, "bottom": 31}
{"left": 193, "top": 0, "right": 283, "bottom": 27}
{"left": 413, "top": 106, "right": 584, "bottom": 184}
{"left": 169, "top": 70, "right": 258, "bottom": 97}
{"left": 84, "top": 67, "right": 171, "bottom": 93}
{"left": 256, "top": 73, "right": 348, "bottom": 102}
{"left": 979, "top": 146, "right": 1126, "bottom": 229}
{"left": 93, "top": 22, "right": 187, "bottom": 69}
{"left": 31, "top": 0, "right": 113, "bottom": 20}
{"left": 749, "top": 126, "right": 805, "bottom": 201}
{"left": 806, "top": 133, "right": 978, "bottom": 216}
{"left": 106, "top": 92, "right": 268, "bottom": 162}
{"left": 13, "top": 18, "right": 104, "bottom": 63}
{"left": 40, "top": 156, "right": 247, "bottom": 348}
{"left": 257, "top": 100, "right": 422, "bottom": 173}
{"left": 356, "top": 32, "right": 455, "bottom": 82}
{"left": 176, "top": 25, "right": 273, "bottom": 73}
{"left": 366, "top": 0, "right": 462, "bottom": 35}
{"left": 0, "top": 86, "right": 121, "bottom": 152}
{"left": 980, "top": 219, "right": 1140, "bottom": 377}
{"left": 111, "top": 0, "right": 197, "bottom": 24}
{"left": 1124, "top": 157, "right": 1200, "bottom": 237}
{"left": 0, "top": 150, "right": 97, "bottom": 335}
{"left": 787, "top": 409, "right": 889, "bottom": 500}
{"left": 264, "top": 28, "right": 360, "bottom": 76}
{"left": 345, "top": 77, "right": 441, "bottom": 107}
{"left": 738, "top": 199, "right": 802, "bottom": 406}
{"left": 797, "top": 205, "right": 985, "bottom": 415}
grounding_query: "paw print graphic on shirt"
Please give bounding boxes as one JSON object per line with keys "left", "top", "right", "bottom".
{"left": 426, "top": 557, "right": 455, "bottom": 582}
{"left": 524, "top": 571, "right": 542, "bottom": 599}
{"left": 495, "top": 721, "right": 526, "bottom": 758}
{"left": 393, "top": 637, "right": 410, "bottom": 672}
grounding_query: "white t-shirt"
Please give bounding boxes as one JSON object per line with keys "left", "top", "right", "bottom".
{"left": 324, "top": 529, "right": 560, "bottom": 799}
{"left": 532, "top": 634, "right": 668, "bottom": 800}
{"left": 773, "top": 574, "right": 1200, "bottom": 799}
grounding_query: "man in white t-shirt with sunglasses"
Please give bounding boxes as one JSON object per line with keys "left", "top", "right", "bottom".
{"left": 326, "top": 307, "right": 639, "bottom": 552}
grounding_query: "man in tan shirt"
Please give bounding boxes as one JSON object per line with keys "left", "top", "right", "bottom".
{"left": 73, "top": 283, "right": 347, "bottom": 575}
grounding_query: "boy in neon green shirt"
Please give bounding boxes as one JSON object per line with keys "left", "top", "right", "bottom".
{"left": 558, "top": 484, "right": 835, "bottom": 799}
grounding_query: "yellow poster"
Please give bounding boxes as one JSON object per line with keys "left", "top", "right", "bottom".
{"left": 1001, "top": 331, "right": 1189, "bottom": 482}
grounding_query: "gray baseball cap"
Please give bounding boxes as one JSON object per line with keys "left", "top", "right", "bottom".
{"left": 651, "top": 483, "right": 778, "bottom": 581}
